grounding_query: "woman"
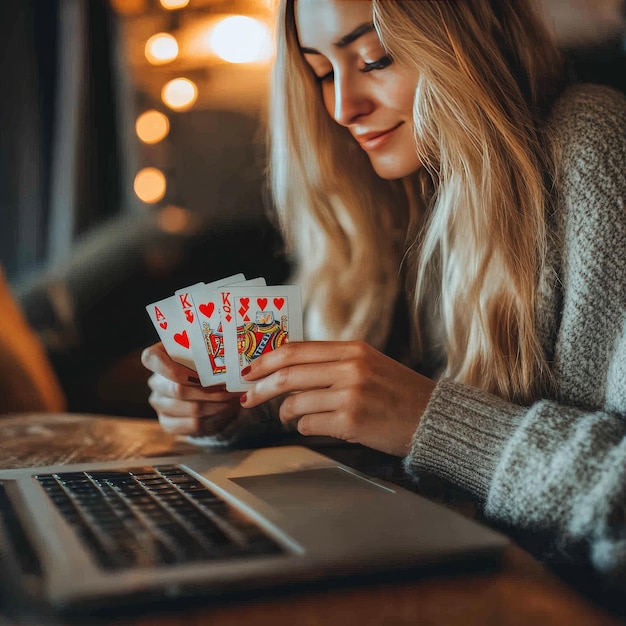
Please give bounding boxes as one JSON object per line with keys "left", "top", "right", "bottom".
{"left": 142, "top": 0, "right": 626, "bottom": 596}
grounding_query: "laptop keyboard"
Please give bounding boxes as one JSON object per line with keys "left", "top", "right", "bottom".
{"left": 35, "top": 465, "right": 283, "bottom": 571}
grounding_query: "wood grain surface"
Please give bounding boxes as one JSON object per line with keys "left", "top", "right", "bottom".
{"left": 0, "top": 412, "right": 622, "bottom": 626}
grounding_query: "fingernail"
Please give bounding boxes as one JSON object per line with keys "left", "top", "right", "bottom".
{"left": 241, "top": 366, "right": 251, "bottom": 377}
{"left": 187, "top": 376, "right": 201, "bottom": 384}
{"left": 239, "top": 393, "right": 247, "bottom": 405}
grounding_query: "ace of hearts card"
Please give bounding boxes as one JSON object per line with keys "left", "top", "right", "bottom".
{"left": 221, "top": 285, "right": 303, "bottom": 392}
{"left": 145, "top": 294, "right": 196, "bottom": 372}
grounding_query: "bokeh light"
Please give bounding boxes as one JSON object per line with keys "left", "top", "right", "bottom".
{"left": 145, "top": 33, "right": 179, "bottom": 65}
{"left": 161, "top": 78, "right": 198, "bottom": 111}
{"left": 135, "top": 110, "right": 170, "bottom": 144}
{"left": 159, "top": 0, "right": 189, "bottom": 9}
{"left": 157, "top": 205, "right": 197, "bottom": 234}
{"left": 134, "top": 168, "right": 167, "bottom": 203}
{"left": 210, "top": 16, "right": 273, "bottom": 64}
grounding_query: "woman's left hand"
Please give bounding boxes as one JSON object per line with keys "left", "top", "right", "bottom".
{"left": 240, "top": 341, "right": 436, "bottom": 457}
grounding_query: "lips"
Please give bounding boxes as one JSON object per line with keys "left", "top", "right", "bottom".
{"left": 354, "top": 122, "right": 403, "bottom": 151}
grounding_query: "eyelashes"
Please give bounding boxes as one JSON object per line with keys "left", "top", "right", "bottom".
{"left": 315, "top": 54, "right": 393, "bottom": 83}
{"left": 361, "top": 54, "right": 393, "bottom": 73}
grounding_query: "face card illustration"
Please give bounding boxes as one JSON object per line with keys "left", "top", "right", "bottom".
{"left": 176, "top": 274, "right": 246, "bottom": 387}
{"left": 222, "top": 285, "right": 303, "bottom": 392}
{"left": 145, "top": 295, "right": 196, "bottom": 372}
{"left": 194, "top": 277, "right": 266, "bottom": 387}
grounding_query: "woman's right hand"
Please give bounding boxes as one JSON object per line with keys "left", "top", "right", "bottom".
{"left": 141, "top": 342, "right": 242, "bottom": 437}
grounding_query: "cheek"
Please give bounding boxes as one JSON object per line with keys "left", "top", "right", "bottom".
{"left": 385, "top": 86, "right": 416, "bottom": 115}
{"left": 383, "top": 67, "right": 418, "bottom": 114}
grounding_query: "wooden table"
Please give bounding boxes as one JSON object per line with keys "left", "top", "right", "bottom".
{"left": 0, "top": 412, "right": 622, "bottom": 626}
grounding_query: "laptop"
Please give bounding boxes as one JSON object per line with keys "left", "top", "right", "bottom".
{"left": 0, "top": 444, "right": 507, "bottom": 616}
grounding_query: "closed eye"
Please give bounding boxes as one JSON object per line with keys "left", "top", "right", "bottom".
{"left": 361, "top": 55, "right": 392, "bottom": 73}
{"left": 315, "top": 55, "right": 392, "bottom": 84}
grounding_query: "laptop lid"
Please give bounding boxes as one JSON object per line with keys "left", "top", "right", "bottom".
{"left": 0, "top": 445, "right": 507, "bottom": 614}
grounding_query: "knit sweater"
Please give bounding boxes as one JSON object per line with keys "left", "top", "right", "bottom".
{"left": 189, "top": 83, "right": 626, "bottom": 597}
{"left": 406, "top": 83, "right": 626, "bottom": 594}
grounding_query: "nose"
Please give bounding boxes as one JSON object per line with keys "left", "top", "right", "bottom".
{"left": 331, "top": 71, "right": 374, "bottom": 127}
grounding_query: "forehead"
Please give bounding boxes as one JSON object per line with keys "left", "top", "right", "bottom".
{"left": 295, "top": 0, "right": 374, "bottom": 49}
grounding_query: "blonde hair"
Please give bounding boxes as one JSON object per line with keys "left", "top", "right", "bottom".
{"left": 269, "top": 0, "right": 563, "bottom": 404}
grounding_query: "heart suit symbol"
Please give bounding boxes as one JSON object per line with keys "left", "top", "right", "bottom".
{"left": 199, "top": 303, "right": 215, "bottom": 318}
{"left": 273, "top": 298, "right": 285, "bottom": 310}
{"left": 257, "top": 298, "right": 268, "bottom": 311}
{"left": 174, "top": 331, "right": 190, "bottom": 349}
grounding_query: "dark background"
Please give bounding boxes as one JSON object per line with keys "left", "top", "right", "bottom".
{"left": 1, "top": 0, "right": 624, "bottom": 418}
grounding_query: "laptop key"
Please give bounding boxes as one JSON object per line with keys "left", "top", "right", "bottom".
{"left": 35, "top": 468, "right": 284, "bottom": 570}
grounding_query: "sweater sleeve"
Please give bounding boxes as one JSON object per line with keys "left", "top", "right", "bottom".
{"left": 405, "top": 380, "right": 626, "bottom": 583}
{"left": 405, "top": 84, "right": 626, "bottom": 592}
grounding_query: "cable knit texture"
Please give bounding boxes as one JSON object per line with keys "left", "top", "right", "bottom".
{"left": 192, "top": 83, "right": 626, "bottom": 594}
{"left": 405, "top": 84, "right": 626, "bottom": 588}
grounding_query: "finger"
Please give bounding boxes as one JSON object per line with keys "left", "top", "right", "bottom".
{"left": 243, "top": 341, "right": 370, "bottom": 381}
{"left": 242, "top": 358, "right": 364, "bottom": 408}
{"left": 149, "top": 393, "right": 239, "bottom": 419}
{"left": 158, "top": 412, "right": 235, "bottom": 437}
{"left": 277, "top": 388, "right": 341, "bottom": 424}
{"left": 295, "top": 411, "right": 353, "bottom": 441}
{"left": 148, "top": 373, "right": 238, "bottom": 403}
{"left": 141, "top": 342, "right": 197, "bottom": 383}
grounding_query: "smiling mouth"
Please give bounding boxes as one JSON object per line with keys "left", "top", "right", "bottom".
{"left": 356, "top": 123, "right": 403, "bottom": 151}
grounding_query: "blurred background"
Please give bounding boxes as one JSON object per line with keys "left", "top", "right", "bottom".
{"left": 0, "top": 0, "right": 624, "bottom": 419}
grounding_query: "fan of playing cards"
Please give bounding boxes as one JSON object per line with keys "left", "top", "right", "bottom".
{"left": 146, "top": 274, "right": 303, "bottom": 392}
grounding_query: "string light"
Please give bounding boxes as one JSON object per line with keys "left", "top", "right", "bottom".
{"left": 161, "top": 78, "right": 198, "bottom": 111}
{"left": 159, "top": 0, "right": 189, "bottom": 9}
{"left": 157, "top": 205, "right": 197, "bottom": 234}
{"left": 134, "top": 168, "right": 167, "bottom": 203}
{"left": 145, "top": 33, "right": 179, "bottom": 65}
{"left": 136, "top": 110, "right": 170, "bottom": 144}
{"left": 210, "top": 16, "right": 274, "bottom": 64}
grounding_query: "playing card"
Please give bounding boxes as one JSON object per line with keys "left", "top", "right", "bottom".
{"left": 221, "top": 285, "right": 303, "bottom": 392}
{"left": 175, "top": 273, "right": 246, "bottom": 387}
{"left": 181, "top": 276, "right": 266, "bottom": 387}
{"left": 145, "top": 294, "right": 196, "bottom": 372}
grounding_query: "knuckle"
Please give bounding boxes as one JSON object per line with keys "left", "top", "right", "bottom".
{"left": 188, "top": 401, "right": 208, "bottom": 420}
{"left": 296, "top": 417, "right": 310, "bottom": 436}
{"left": 283, "top": 341, "right": 303, "bottom": 361}
{"left": 279, "top": 394, "right": 298, "bottom": 421}
{"left": 169, "top": 381, "right": 187, "bottom": 400}
{"left": 147, "top": 373, "right": 159, "bottom": 392}
{"left": 339, "top": 387, "right": 360, "bottom": 411}
{"left": 352, "top": 340, "right": 370, "bottom": 358}
{"left": 276, "top": 366, "right": 292, "bottom": 389}
{"left": 148, "top": 391, "right": 160, "bottom": 410}
{"left": 157, "top": 415, "right": 172, "bottom": 432}
{"left": 347, "top": 358, "right": 370, "bottom": 383}
{"left": 140, "top": 345, "right": 157, "bottom": 369}
{"left": 189, "top": 416, "right": 206, "bottom": 435}
{"left": 335, "top": 409, "right": 357, "bottom": 439}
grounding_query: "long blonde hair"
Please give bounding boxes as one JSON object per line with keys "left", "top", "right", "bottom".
{"left": 269, "top": 0, "right": 563, "bottom": 404}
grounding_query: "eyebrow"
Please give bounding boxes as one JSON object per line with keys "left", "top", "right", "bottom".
{"left": 300, "top": 21, "right": 375, "bottom": 55}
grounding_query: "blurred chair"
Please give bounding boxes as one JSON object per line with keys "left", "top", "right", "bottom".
{"left": 17, "top": 206, "right": 290, "bottom": 418}
{"left": 0, "top": 267, "right": 66, "bottom": 414}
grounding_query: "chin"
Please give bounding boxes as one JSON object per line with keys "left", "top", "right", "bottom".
{"left": 369, "top": 154, "right": 422, "bottom": 180}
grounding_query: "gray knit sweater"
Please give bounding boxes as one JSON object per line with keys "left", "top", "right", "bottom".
{"left": 190, "top": 83, "right": 626, "bottom": 594}
{"left": 406, "top": 83, "right": 626, "bottom": 591}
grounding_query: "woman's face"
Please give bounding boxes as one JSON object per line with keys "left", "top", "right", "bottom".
{"left": 295, "top": 0, "right": 422, "bottom": 180}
